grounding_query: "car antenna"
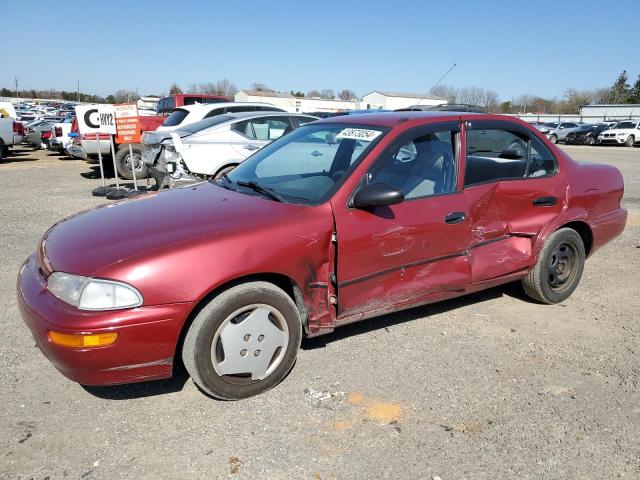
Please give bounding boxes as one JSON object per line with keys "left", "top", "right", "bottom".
{"left": 415, "top": 62, "right": 457, "bottom": 107}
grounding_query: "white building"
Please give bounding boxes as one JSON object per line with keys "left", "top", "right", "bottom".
{"left": 362, "top": 91, "right": 446, "bottom": 110}
{"left": 235, "top": 90, "right": 359, "bottom": 113}
{"left": 580, "top": 104, "right": 640, "bottom": 118}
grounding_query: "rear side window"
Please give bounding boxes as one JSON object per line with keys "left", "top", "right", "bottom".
{"left": 162, "top": 109, "right": 189, "bottom": 127}
{"left": 232, "top": 117, "right": 293, "bottom": 140}
{"left": 464, "top": 128, "right": 556, "bottom": 186}
{"left": 203, "top": 108, "right": 224, "bottom": 119}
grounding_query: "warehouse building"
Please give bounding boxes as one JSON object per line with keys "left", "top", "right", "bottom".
{"left": 580, "top": 104, "right": 640, "bottom": 118}
{"left": 235, "top": 90, "right": 359, "bottom": 113}
{"left": 361, "top": 91, "right": 446, "bottom": 110}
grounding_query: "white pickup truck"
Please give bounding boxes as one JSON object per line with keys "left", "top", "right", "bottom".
{"left": 0, "top": 102, "right": 24, "bottom": 161}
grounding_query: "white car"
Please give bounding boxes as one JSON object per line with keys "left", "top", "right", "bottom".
{"left": 48, "top": 118, "right": 74, "bottom": 152}
{"left": 142, "top": 112, "right": 316, "bottom": 188}
{"left": 0, "top": 102, "right": 24, "bottom": 160}
{"left": 598, "top": 120, "right": 640, "bottom": 147}
{"left": 156, "top": 102, "right": 286, "bottom": 132}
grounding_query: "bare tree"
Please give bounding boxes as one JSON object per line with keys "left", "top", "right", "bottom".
{"left": 430, "top": 85, "right": 457, "bottom": 104}
{"left": 457, "top": 87, "right": 485, "bottom": 107}
{"left": 251, "top": 83, "right": 274, "bottom": 92}
{"left": 338, "top": 89, "right": 356, "bottom": 100}
{"left": 307, "top": 89, "right": 321, "bottom": 98}
{"left": 214, "top": 78, "right": 237, "bottom": 97}
{"left": 319, "top": 89, "right": 335, "bottom": 99}
{"left": 169, "top": 83, "right": 183, "bottom": 95}
{"left": 113, "top": 89, "right": 139, "bottom": 103}
{"left": 480, "top": 89, "right": 500, "bottom": 112}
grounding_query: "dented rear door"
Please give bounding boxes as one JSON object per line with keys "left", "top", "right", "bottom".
{"left": 463, "top": 120, "right": 566, "bottom": 283}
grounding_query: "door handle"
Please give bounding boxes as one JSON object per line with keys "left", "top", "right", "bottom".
{"left": 532, "top": 196, "right": 557, "bottom": 206}
{"left": 310, "top": 150, "right": 323, "bottom": 157}
{"left": 444, "top": 212, "right": 466, "bottom": 224}
{"left": 243, "top": 144, "right": 259, "bottom": 151}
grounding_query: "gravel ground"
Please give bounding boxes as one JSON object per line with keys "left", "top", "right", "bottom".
{"left": 0, "top": 145, "right": 638, "bottom": 479}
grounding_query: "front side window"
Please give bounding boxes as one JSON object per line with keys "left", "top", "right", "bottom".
{"left": 464, "top": 127, "right": 556, "bottom": 187}
{"left": 366, "top": 129, "right": 457, "bottom": 200}
{"left": 226, "top": 124, "right": 387, "bottom": 204}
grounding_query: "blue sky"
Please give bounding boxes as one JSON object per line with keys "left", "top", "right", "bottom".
{"left": 1, "top": 0, "right": 638, "bottom": 101}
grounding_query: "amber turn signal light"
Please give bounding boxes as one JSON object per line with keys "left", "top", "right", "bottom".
{"left": 48, "top": 331, "right": 118, "bottom": 348}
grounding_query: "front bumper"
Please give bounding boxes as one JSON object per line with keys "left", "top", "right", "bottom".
{"left": 65, "top": 144, "right": 88, "bottom": 160}
{"left": 598, "top": 136, "right": 626, "bottom": 144}
{"left": 17, "top": 254, "right": 194, "bottom": 386}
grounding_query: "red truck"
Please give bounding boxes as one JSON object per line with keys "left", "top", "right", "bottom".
{"left": 74, "top": 93, "right": 230, "bottom": 179}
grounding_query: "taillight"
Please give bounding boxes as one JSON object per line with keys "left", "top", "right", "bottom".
{"left": 13, "top": 122, "right": 25, "bottom": 135}
{"left": 41, "top": 131, "right": 52, "bottom": 140}
{"left": 54, "top": 127, "right": 62, "bottom": 137}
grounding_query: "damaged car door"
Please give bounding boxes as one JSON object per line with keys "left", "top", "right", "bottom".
{"left": 332, "top": 122, "right": 472, "bottom": 320}
{"left": 463, "top": 120, "right": 564, "bottom": 283}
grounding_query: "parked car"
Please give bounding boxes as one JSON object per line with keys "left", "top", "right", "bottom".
{"left": 536, "top": 122, "right": 559, "bottom": 134}
{"left": 546, "top": 122, "right": 586, "bottom": 143}
{"left": 565, "top": 124, "right": 610, "bottom": 145}
{"left": 18, "top": 112, "right": 627, "bottom": 399}
{"left": 48, "top": 118, "right": 74, "bottom": 152}
{"left": 73, "top": 93, "right": 231, "bottom": 180}
{"left": 396, "top": 104, "right": 486, "bottom": 113}
{"left": 157, "top": 102, "right": 286, "bottom": 132}
{"left": 597, "top": 120, "right": 640, "bottom": 147}
{"left": 24, "top": 120, "right": 58, "bottom": 147}
{"left": 0, "top": 102, "right": 23, "bottom": 160}
{"left": 142, "top": 112, "right": 316, "bottom": 188}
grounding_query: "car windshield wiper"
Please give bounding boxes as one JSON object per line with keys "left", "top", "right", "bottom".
{"left": 214, "top": 173, "right": 236, "bottom": 191}
{"left": 235, "top": 180, "right": 284, "bottom": 202}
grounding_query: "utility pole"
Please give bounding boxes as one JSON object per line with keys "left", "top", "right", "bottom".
{"left": 14, "top": 77, "right": 19, "bottom": 100}
{"left": 77, "top": 80, "right": 80, "bottom": 102}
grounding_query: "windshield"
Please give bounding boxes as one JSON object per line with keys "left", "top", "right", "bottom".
{"left": 225, "top": 123, "right": 387, "bottom": 205}
{"left": 163, "top": 108, "right": 189, "bottom": 127}
{"left": 544, "top": 122, "right": 558, "bottom": 128}
{"left": 614, "top": 121, "right": 635, "bottom": 129}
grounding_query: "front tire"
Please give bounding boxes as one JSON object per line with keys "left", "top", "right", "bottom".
{"left": 548, "top": 134, "right": 558, "bottom": 144}
{"left": 182, "top": 282, "right": 302, "bottom": 400}
{"left": 625, "top": 135, "right": 635, "bottom": 147}
{"left": 115, "top": 143, "right": 148, "bottom": 180}
{"left": 522, "top": 228, "right": 585, "bottom": 304}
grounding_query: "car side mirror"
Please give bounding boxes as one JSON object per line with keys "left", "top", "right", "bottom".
{"left": 353, "top": 183, "right": 404, "bottom": 208}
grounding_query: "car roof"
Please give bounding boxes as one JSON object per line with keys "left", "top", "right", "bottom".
{"left": 174, "top": 102, "right": 283, "bottom": 113}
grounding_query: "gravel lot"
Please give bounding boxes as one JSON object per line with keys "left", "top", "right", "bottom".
{"left": 1, "top": 145, "right": 638, "bottom": 479}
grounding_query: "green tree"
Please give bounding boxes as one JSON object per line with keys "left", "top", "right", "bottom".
{"left": 499, "top": 101, "right": 513, "bottom": 113}
{"left": 1, "top": 87, "right": 12, "bottom": 97}
{"left": 630, "top": 74, "right": 640, "bottom": 104}
{"left": 169, "top": 83, "right": 183, "bottom": 94}
{"left": 609, "top": 70, "right": 631, "bottom": 104}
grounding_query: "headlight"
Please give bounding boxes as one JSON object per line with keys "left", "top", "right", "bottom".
{"left": 163, "top": 144, "right": 181, "bottom": 163}
{"left": 47, "top": 272, "right": 143, "bottom": 311}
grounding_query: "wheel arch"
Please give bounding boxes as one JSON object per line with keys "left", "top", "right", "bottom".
{"left": 558, "top": 220, "right": 593, "bottom": 257}
{"left": 172, "top": 272, "right": 307, "bottom": 370}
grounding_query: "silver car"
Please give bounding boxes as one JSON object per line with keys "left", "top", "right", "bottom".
{"left": 24, "top": 120, "right": 57, "bottom": 147}
{"left": 547, "top": 122, "right": 587, "bottom": 144}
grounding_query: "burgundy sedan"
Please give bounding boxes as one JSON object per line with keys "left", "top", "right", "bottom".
{"left": 18, "top": 112, "right": 627, "bottom": 399}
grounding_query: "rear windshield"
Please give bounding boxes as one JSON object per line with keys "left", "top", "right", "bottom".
{"left": 163, "top": 109, "right": 189, "bottom": 127}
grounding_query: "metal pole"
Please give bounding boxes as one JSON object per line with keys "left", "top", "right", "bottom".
{"left": 128, "top": 143, "right": 138, "bottom": 191}
{"left": 109, "top": 136, "right": 120, "bottom": 189}
{"left": 96, "top": 135, "right": 106, "bottom": 188}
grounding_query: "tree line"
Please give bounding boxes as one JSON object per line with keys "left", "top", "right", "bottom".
{"left": 3, "top": 71, "right": 639, "bottom": 113}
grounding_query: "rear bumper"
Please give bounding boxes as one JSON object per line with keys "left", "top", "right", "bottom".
{"left": 17, "top": 254, "right": 195, "bottom": 386}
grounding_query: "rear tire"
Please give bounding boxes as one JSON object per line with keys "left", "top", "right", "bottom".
{"left": 522, "top": 228, "right": 585, "bottom": 304}
{"left": 0, "top": 140, "right": 6, "bottom": 161}
{"left": 182, "top": 282, "right": 302, "bottom": 400}
{"left": 115, "top": 143, "right": 148, "bottom": 180}
{"left": 625, "top": 135, "right": 635, "bottom": 147}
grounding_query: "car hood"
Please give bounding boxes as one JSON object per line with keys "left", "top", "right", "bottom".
{"left": 40, "top": 182, "right": 309, "bottom": 277}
